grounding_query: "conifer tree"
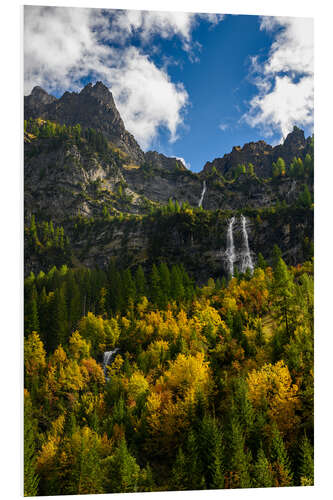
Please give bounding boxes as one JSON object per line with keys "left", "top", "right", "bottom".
{"left": 272, "top": 257, "right": 294, "bottom": 337}
{"left": 159, "top": 262, "right": 171, "bottom": 307}
{"left": 232, "top": 378, "right": 255, "bottom": 439}
{"left": 185, "top": 429, "right": 205, "bottom": 490}
{"left": 171, "top": 447, "right": 187, "bottom": 490}
{"left": 198, "top": 415, "right": 225, "bottom": 489}
{"left": 135, "top": 265, "right": 147, "bottom": 299}
{"left": 298, "top": 435, "right": 314, "bottom": 486}
{"left": 272, "top": 244, "right": 282, "bottom": 269}
{"left": 48, "top": 284, "right": 68, "bottom": 349}
{"left": 67, "top": 279, "right": 82, "bottom": 331}
{"left": 29, "top": 215, "right": 39, "bottom": 248}
{"left": 171, "top": 265, "right": 185, "bottom": 302}
{"left": 25, "top": 284, "right": 39, "bottom": 336}
{"left": 253, "top": 448, "right": 273, "bottom": 488}
{"left": 257, "top": 252, "right": 267, "bottom": 270}
{"left": 122, "top": 269, "right": 136, "bottom": 307}
{"left": 103, "top": 437, "right": 140, "bottom": 493}
{"left": 228, "top": 420, "right": 252, "bottom": 489}
{"left": 150, "top": 264, "right": 162, "bottom": 305}
{"left": 269, "top": 424, "right": 293, "bottom": 486}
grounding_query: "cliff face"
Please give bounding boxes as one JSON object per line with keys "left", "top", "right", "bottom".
{"left": 203, "top": 127, "right": 312, "bottom": 178}
{"left": 25, "top": 82, "right": 145, "bottom": 165}
{"left": 24, "top": 82, "right": 314, "bottom": 279}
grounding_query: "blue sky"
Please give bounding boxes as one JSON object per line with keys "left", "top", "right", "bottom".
{"left": 150, "top": 14, "right": 276, "bottom": 170}
{"left": 24, "top": 7, "right": 314, "bottom": 172}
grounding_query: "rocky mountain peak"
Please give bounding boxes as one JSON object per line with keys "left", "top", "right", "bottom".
{"left": 79, "top": 81, "right": 115, "bottom": 107}
{"left": 283, "top": 126, "right": 306, "bottom": 148}
{"left": 203, "top": 127, "right": 311, "bottom": 178}
{"left": 24, "top": 81, "right": 145, "bottom": 165}
{"left": 26, "top": 85, "right": 57, "bottom": 108}
{"left": 31, "top": 85, "right": 49, "bottom": 96}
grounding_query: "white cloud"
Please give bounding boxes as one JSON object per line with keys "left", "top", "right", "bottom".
{"left": 106, "top": 10, "right": 223, "bottom": 50}
{"left": 219, "top": 122, "right": 229, "bottom": 131}
{"left": 260, "top": 16, "right": 313, "bottom": 75}
{"left": 24, "top": 6, "right": 223, "bottom": 149}
{"left": 24, "top": 7, "right": 109, "bottom": 94}
{"left": 106, "top": 48, "right": 188, "bottom": 149}
{"left": 244, "top": 16, "right": 313, "bottom": 139}
{"left": 247, "top": 75, "right": 313, "bottom": 139}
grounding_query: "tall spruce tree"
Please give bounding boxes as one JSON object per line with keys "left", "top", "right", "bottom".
{"left": 298, "top": 435, "right": 314, "bottom": 486}
{"left": 25, "top": 284, "right": 39, "bottom": 337}
{"left": 270, "top": 424, "right": 293, "bottom": 487}
{"left": 252, "top": 448, "right": 273, "bottom": 488}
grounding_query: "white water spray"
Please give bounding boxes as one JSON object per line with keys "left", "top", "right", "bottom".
{"left": 240, "top": 215, "right": 254, "bottom": 274}
{"left": 225, "top": 216, "right": 236, "bottom": 277}
{"left": 198, "top": 180, "right": 206, "bottom": 207}
{"left": 103, "top": 348, "right": 120, "bottom": 377}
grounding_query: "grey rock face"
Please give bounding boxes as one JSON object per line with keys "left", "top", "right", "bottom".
{"left": 24, "top": 81, "right": 314, "bottom": 279}
{"left": 203, "top": 126, "right": 311, "bottom": 178}
{"left": 25, "top": 82, "right": 145, "bottom": 165}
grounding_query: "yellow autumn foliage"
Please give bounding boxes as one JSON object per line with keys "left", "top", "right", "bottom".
{"left": 247, "top": 360, "right": 300, "bottom": 435}
{"left": 128, "top": 371, "right": 149, "bottom": 401}
{"left": 24, "top": 331, "right": 46, "bottom": 377}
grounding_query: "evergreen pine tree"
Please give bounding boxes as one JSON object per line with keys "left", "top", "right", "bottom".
{"left": 228, "top": 420, "right": 252, "bottom": 489}
{"left": 25, "top": 284, "right": 39, "bottom": 336}
{"left": 298, "top": 435, "right": 314, "bottom": 486}
{"left": 270, "top": 424, "right": 293, "bottom": 486}
{"left": 257, "top": 252, "right": 267, "bottom": 270}
{"left": 171, "top": 447, "right": 187, "bottom": 490}
{"left": 185, "top": 429, "right": 205, "bottom": 490}
{"left": 150, "top": 264, "right": 162, "bottom": 306}
{"left": 135, "top": 265, "right": 147, "bottom": 299}
{"left": 104, "top": 437, "right": 140, "bottom": 493}
{"left": 159, "top": 262, "right": 171, "bottom": 307}
{"left": 253, "top": 448, "right": 274, "bottom": 488}
{"left": 272, "top": 257, "right": 294, "bottom": 337}
{"left": 198, "top": 415, "right": 225, "bottom": 489}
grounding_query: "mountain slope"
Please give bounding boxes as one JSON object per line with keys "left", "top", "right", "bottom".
{"left": 25, "top": 82, "right": 144, "bottom": 165}
{"left": 24, "top": 82, "right": 314, "bottom": 279}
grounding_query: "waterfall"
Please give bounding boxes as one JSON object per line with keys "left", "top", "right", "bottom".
{"left": 225, "top": 216, "right": 236, "bottom": 277}
{"left": 240, "top": 215, "right": 254, "bottom": 274}
{"left": 198, "top": 180, "right": 206, "bottom": 207}
{"left": 103, "top": 348, "right": 120, "bottom": 377}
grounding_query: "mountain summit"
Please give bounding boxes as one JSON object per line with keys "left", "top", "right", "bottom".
{"left": 203, "top": 126, "right": 311, "bottom": 178}
{"left": 24, "top": 82, "right": 144, "bottom": 164}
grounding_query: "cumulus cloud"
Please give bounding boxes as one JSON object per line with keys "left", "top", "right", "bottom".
{"left": 105, "top": 10, "right": 223, "bottom": 49}
{"left": 244, "top": 16, "right": 313, "bottom": 139}
{"left": 24, "top": 7, "right": 108, "bottom": 94}
{"left": 24, "top": 6, "right": 223, "bottom": 149}
{"left": 106, "top": 48, "right": 188, "bottom": 148}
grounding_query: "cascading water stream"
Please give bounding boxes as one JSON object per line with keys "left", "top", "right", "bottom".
{"left": 103, "top": 348, "right": 120, "bottom": 377}
{"left": 240, "top": 214, "right": 254, "bottom": 274}
{"left": 225, "top": 216, "right": 236, "bottom": 277}
{"left": 198, "top": 180, "right": 206, "bottom": 207}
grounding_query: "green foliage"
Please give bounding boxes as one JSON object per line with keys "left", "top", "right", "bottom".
{"left": 103, "top": 438, "right": 140, "bottom": 493}
{"left": 253, "top": 448, "right": 274, "bottom": 488}
{"left": 269, "top": 424, "right": 293, "bottom": 486}
{"left": 298, "top": 435, "right": 314, "bottom": 486}
{"left": 24, "top": 393, "right": 40, "bottom": 496}
{"left": 297, "top": 184, "right": 312, "bottom": 208}
{"left": 24, "top": 259, "right": 313, "bottom": 494}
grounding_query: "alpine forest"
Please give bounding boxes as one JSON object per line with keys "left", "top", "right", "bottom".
{"left": 24, "top": 80, "right": 314, "bottom": 495}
